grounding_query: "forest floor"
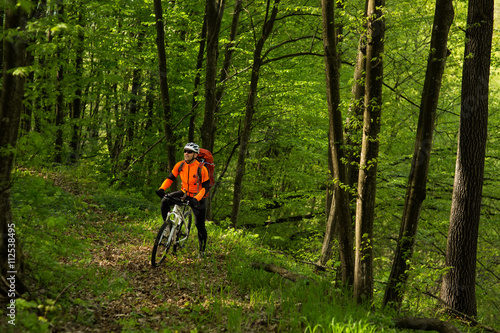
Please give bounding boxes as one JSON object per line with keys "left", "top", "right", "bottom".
{"left": 3, "top": 170, "right": 497, "bottom": 332}
{"left": 2, "top": 171, "right": 280, "bottom": 332}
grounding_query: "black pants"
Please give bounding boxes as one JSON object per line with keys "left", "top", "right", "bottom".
{"left": 160, "top": 191, "right": 207, "bottom": 252}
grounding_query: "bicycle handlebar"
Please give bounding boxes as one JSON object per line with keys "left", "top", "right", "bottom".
{"left": 165, "top": 195, "right": 190, "bottom": 206}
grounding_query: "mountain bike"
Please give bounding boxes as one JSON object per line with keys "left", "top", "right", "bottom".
{"left": 151, "top": 196, "right": 193, "bottom": 267}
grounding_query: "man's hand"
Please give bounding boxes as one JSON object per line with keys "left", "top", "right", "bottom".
{"left": 156, "top": 189, "right": 165, "bottom": 198}
{"left": 189, "top": 198, "right": 199, "bottom": 208}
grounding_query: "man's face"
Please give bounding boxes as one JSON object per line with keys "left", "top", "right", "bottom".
{"left": 184, "top": 149, "right": 197, "bottom": 163}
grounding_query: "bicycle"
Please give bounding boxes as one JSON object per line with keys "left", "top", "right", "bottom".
{"left": 151, "top": 196, "right": 193, "bottom": 267}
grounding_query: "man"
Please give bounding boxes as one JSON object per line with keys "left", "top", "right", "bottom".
{"left": 156, "top": 142, "right": 210, "bottom": 258}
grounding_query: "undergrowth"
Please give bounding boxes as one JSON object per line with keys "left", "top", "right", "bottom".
{"left": 0, "top": 167, "right": 484, "bottom": 332}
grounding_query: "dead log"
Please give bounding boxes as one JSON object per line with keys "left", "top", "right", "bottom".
{"left": 251, "top": 262, "right": 309, "bottom": 283}
{"left": 393, "top": 317, "right": 462, "bottom": 333}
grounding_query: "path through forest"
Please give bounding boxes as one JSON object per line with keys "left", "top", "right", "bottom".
{"left": 48, "top": 176, "right": 274, "bottom": 332}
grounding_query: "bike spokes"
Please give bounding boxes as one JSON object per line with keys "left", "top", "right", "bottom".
{"left": 151, "top": 222, "right": 173, "bottom": 267}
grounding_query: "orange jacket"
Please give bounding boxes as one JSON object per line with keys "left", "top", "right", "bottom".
{"left": 160, "top": 160, "right": 210, "bottom": 201}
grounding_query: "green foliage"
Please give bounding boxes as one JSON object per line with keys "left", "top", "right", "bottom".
{"left": 6, "top": 0, "right": 500, "bottom": 330}
{"left": 3, "top": 169, "right": 497, "bottom": 332}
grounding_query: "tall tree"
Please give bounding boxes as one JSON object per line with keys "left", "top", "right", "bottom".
{"left": 201, "top": 0, "right": 225, "bottom": 152}
{"left": 230, "top": 0, "right": 281, "bottom": 228}
{"left": 440, "top": 0, "right": 493, "bottom": 317}
{"left": 318, "top": 0, "right": 354, "bottom": 286}
{"left": 382, "top": 0, "right": 454, "bottom": 310}
{"left": 154, "top": 0, "right": 177, "bottom": 188}
{"left": 189, "top": 17, "right": 207, "bottom": 143}
{"left": 53, "top": 1, "right": 65, "bottom": 164}
{"left": 70, "top": 11, "right": 85, "bottom": 164}
{"left": 0, "top": 0, "right": 29, "bottom": 296}
{"left": 214, "top": 0, "right": 242, "bottom": 123}
{"left": 354, "top": 0, "right": 385, "bottom": 303}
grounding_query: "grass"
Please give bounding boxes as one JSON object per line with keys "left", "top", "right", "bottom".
{"left": 0, "top": 167, "right": 490, "bottom": 332}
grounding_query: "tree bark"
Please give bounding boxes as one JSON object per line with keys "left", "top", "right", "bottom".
{"left": 251, "top": 262, "right": 309, "bottom": 283}
{"left": 154, "top": 0, "right": 177, "bottom": 189}
{"left": 354, "top": 0, "right": 385, "bottom": 303}
{"left": 440, "top": 0, "right": 493, "bottom": 318}
{"left": 201, "top": 0, "right": 225, "bottom": 153}
{"left": 54, "top": 2, "right": 65, "bottom": 164}
{"left": 204, "top": 0, "right": 242, "bottom": 220}
{"left": 189, "top": 17, "right": 207, "bottom": 143}
{"left": 70, "top": 12, "right": 85, "bottom": 164}
{"left": 383, "top": 0, "right": 454, "bottom": 310}
{"left": 215, "top": 0, "right": 241, "bottom": 116}
{"left": 393, "top": 317, "right": 462, "bottom": 333}
{"left": 346, "top": 30, "right": 366, "bottom": 202}
{"left": 230, "top": 0, "right": 280, "bottom": 228}
{"left": 318, "top": 0, "right": 354, "bottom": 286}
{"left": 0, "top": 0, "right": 29, "bottom": 297}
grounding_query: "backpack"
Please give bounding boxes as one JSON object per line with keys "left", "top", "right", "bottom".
{"left": 197, "top": 148, "right": 215, "bottom": 187}
{"left": 178, "top": 148, "right": 215, "bottom": 198}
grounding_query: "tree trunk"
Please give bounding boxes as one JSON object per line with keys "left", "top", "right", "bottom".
{"left": 215, "top": 0, "right": 241, "bottom": 115}
{"left": 0, "top": 0, "right": 29, "bottom": 297}
{"left": 393, "top": 317, "right": 462, "bottom": 333}
{"left": 346, "top": 30, "right": 366, "bottom": 202}
{"left": 383, "top": 0, "right": 454, "bottom": 310}
{"left": 230, "top": 0, "right": 280, "bottom": 228}
{"left": 440, "top": 0, "right": 493, "bottom": 318}
{"left": 318, "top": 0, "right": 354, "bottom": 286}
{"left": 70, "top": 13, "right": 85, "bottom": 164}
{"left": 318, "top": 136, "right": 335, "bottom": 268}
{"left": 54, "top": 66, "right": 64, "bottom": 163}
{"left": 201, "top": 0, "right": 225, "bottom": 153}
{"left": 189, "top": 17, "right": 207, "bottom": 142}
{"left": 53, "top": 2, "right": 65, "bottom": 164}
{"left": 154, "top": 0, "right": 177, "bottom": 189}
{"left": 200, "top": 0, "right": 225, "bottom": 220}
{"left": 203, "top": 0, "right": 241, "bottom": 220}
{"left": 354, "top": 0, "right": 385, "bottom": 303}
{"left": 122, "top": 66, "right": 142, "bottom": 173}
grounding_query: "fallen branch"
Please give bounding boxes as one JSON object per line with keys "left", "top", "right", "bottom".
{"left": 423, "top": 291, "right": 500, "bottom": 333}
{"left": 54, "top": 273, "right": 88, "bottom": 305}
{"left": 393, "top": 317, "right": 462, "bottom": 333}
{"left": 250, "top": 262, "right": 309, "bottom": 283}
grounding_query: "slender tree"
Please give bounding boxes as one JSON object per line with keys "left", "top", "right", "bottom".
{"left": 201, "top": 0, "right": 225, "bottom": 153}
{"left": 154, "top": 0, "right": 177, "bottom": 188}
{"left": 318, "top": 0, "right": 354, "bottom": 286}
{"left": 54, "top": 1, "right": 65, "bottom": 164}
{"left": 70, "top": 11, "right": 85, "bottom": 164}
{"left": 215, "top": 0, "right": 242, "bottom": 119}
{"left": 230, "top": 0, "right": 281, "bottom": 228}
{"left": 440, "top": 0, "right": 493, "bottom": 317}
{"left": 354, "top": 0, "right": 385, "bottom": 303}
{"left": 0, "top": 0, "right": 29, "bottom": 296}
{"left": 383, "top": 0, "right": 454, "bottom": 310}
{"left": 189, "top": 17, "right": 207, "bottom": 142}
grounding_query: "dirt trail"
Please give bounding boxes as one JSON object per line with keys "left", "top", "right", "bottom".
{"left": 63, "top": 228, "right": 235, "bottom": 332}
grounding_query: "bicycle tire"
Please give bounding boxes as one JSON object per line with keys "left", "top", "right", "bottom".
{"left": 173, "top": 210, "right": 193, "bottom": 253}
{"left": 151, "top": 221, "right": 174, "bottom": 267}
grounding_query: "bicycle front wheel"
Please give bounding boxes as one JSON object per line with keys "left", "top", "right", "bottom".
{"left": 151, "top": 221, "right": 174, "bottom": 267}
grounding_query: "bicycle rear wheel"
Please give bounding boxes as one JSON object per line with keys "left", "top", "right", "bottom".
{"left": 151, "top": 221, "right": 175, "bottom": 267}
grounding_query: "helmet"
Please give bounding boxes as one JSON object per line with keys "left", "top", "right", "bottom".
{"left": 184, "top": 142, "right": 200, "bottom": 153}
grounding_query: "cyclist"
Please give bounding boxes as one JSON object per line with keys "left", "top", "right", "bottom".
{"left": 156, "top": 142, "right": 210, "bottom": 258}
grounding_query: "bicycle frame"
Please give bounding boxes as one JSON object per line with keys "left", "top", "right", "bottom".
{"left": 151, "top": 196, "right": 194, "bottom": 267}
{"left": 167, "top": 204, "right": 191, "bottom": 247}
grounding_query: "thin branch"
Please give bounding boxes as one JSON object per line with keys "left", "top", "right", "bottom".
{"left": 54, "top": 273, "right": 88, "bottom": 305}
{"left": 125, "top": 111, "right": 193, "bottom": 173}
{"left": 262, "top": 51, "right": 323, "bottom": 66}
